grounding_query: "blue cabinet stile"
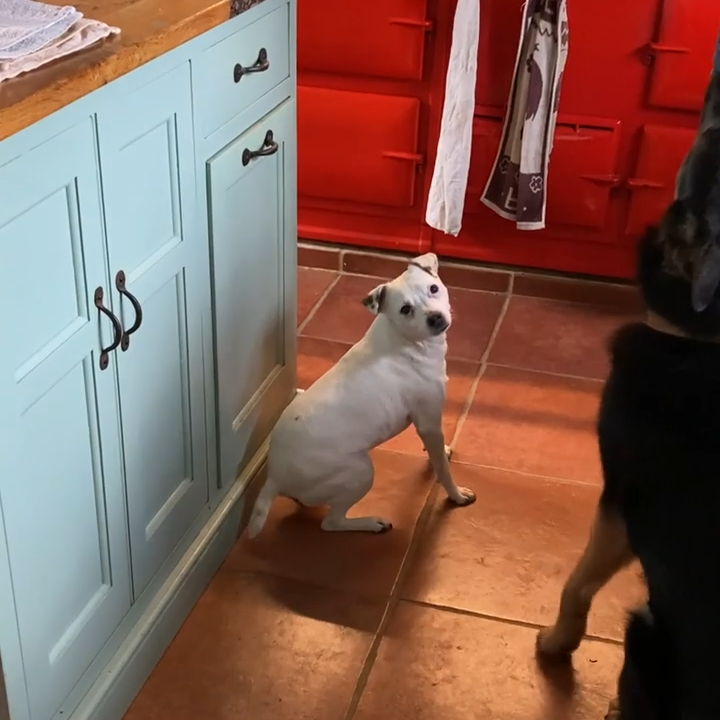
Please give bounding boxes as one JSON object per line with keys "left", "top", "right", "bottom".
{"left": 97, "top": 61, "right": 209, "bottom": 600}
{"left": 0, "top": 2, "right": 296, "bottom": 720}
{"left": 0, "top": 118, "right": 132, "bottom": 720}
{"left": 208, "top": 98, "right": 297, "bottom": 490}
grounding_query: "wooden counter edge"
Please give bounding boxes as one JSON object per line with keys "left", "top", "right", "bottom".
{"left": 0, "top": 2, "right": 228, "bottom": 143}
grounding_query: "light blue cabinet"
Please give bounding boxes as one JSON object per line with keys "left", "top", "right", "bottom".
{"left": 0, "top": 2, "right": 296, "bottom": 720}
{"left": 208, "top": 98, "right": 297, "bottom": 489}
{"left": 0, "top": 119, "right": 132, "bottom": 720}
{"left": 97, "top": 62, "right": 208, "bottom": 599}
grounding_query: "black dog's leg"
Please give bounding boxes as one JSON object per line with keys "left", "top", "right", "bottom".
{"left": 614, "top": 606, "right": 675, "bottom": 720}
{"left": 537, "top": 504, "right": 634, "bottom": 657}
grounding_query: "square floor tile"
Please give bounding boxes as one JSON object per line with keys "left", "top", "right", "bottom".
{"left": 489, "top": 296, "right": 636, "bottom": 379}
{"left": 446, "top": 287, "right": 506, "bottom": 361}
{"left": 123, "top": 572, "right": 383, "bottom": 720}
{"left": 402, "top": 464, "right": 645, "bottom": 640}
{"left": 454, "top": 365, "right": 603, "bottom": 483}
{"left": 381, "top": 358, "right": 479, "bottom": 456}
{"left": 297, "top": 267, "right": 338, "bottom": 327}
{"left": 228, "top": 449, "right": 435, "bottom": 597}
{"left": 354, "top": 601, "right": 623, "bottom": 720}
{"left": 296, "top": 336, "right": 351, "bottom": 390}
{"left": 302, "top": 274, "right": 380, "bottom": 344}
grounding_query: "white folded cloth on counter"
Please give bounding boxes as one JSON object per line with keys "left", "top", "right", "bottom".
{"left": 0, "top": 0, "right": 80, "bottom": 59}
{"left": 0, "top": 17, "right": 120, "bottom": 82}
{"left": 0, "top": 0, "right": 119, "bottom": 83}
{"left": 424, "top": 0, "right": 480, "bottom": 237}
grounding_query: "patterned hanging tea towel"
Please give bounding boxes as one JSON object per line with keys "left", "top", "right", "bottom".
{"left": 481, "top": 0, "right": 569, "bottom": 230}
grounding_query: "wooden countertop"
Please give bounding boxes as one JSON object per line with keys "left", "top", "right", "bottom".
{"left": 0, "top": 0, "right": 265, "bottom": 142}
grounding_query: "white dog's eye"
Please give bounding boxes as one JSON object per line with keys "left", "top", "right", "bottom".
{"left": 400, "top": 304, "right": 413, "bottom": 316}
{"left": 429, "top": 284, "right": 439, "bottom": 294}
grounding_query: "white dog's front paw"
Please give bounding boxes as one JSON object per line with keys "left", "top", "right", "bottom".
{"left": 448, "top": 486, "right": 476, "bottom": 506}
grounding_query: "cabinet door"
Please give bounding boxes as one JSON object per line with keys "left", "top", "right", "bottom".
{"left": 545, "top": 122, "right": 621, "bottom": 232}
{"left": 0, "top": 119, "right": 131, "bottom": 720}
{"left": 625, "top": 124, "right": 696, "bottom": 236}
{"left": 298, "top": 86, "right": 422, "bottom": 208}
{"left": 97, "top": 63, "right": 209, "bottom": 598}
{"left": 299, "top": 0, "right": 430, "bottom": 80}
{"left": 647, "top": 0, "right": 720, "bottom": 112}
{"left": 208, "top": 99, "right": 297, "bottom": 489}
{"left": 467, "top": 115, "right": 620, "bottom": 232}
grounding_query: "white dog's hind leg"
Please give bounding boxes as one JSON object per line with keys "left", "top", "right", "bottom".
{"left": 321, "top": 456, "right": 393, "bottom": 533}
{"left": 247, "top": 477, "right": 279, "bottom": 538}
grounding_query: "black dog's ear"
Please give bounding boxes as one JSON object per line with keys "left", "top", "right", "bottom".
{"left": 362, "top": 284, "right": 387, "bottom": 315}
{"left": 692, "top": 242, "right": 720, "bottom": 312}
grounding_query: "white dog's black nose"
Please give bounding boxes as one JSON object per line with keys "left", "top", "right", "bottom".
{"left": 426, "top": 312, "right": 447, "bottom": 332}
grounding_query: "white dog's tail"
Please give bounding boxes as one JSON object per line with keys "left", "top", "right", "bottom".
{"left": 247, "top": 479, "right": 277, "bottom": 539}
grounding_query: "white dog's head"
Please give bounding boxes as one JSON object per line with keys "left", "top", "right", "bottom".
{"left": 361, "top": 253, "right": 452, "bottom": 341}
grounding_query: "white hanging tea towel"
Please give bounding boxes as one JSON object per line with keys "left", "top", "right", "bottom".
{"left": 0, "top": 0, "right": 81, "bottom": 59}
{"left": 425, "top": 0, "right": 479, "bottom": 237}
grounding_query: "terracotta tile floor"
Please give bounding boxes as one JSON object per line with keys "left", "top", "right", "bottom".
{"left": 124, "top": 263, "right": 648, "bottom": 720}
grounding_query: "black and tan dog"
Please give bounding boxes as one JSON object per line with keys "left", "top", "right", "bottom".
{"left": 536, "top": 68, "right": 720, "bottom": 719}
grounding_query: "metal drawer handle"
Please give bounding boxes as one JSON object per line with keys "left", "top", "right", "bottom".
{"left": 115, "top": 270, "right": 143, "bottom": 351}
{"left": 94, "top": 286, "right": 123, "bottom": 370}
{"left": 233, "top": 48, "right": 270, "bottom": 83}
{"left": 242, "top": 130, "right": 278, "bottom": 166}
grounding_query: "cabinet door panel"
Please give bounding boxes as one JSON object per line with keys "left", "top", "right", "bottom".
{"left": 208, "top": 99, "right": 297, "bottom": 488}
{"left": 545, "top": 122, "right": 621, "bottom": 232}
{"left": 467, "top": 115, "right": 620, "bottom": 233}
{"left": 299, "top": 0, "right": 429, "bottom": 80}
{"left": 0, "top": 119, "right": 131, "bottom": 720}
{"left": 298, "top": 86, "right": 421, "bottom": 208}
{"left": 625, "top": 124, "right": 696, "bottom": 237}
{"left": 648, "top": 0, "right": 720, "bottom": 112}
{"left": 97, "top": 62, "right": 208, "bottom": 598}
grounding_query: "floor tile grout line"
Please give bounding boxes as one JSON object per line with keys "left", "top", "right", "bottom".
{"left": 448, "top": 457, "right": 603, "bottom": 489}
{"left": 374, "top": 445, "right": 603, "bottom": 490}
{"left": 403, "top": 599, "right": 625, "bottom": 648}
{"left": 297, "top": 272, "right": 342, "bottom": 335}
{"left": 354, "top": 446, "right": 603, "bottom": 490}
{"left": 448, "top": 289, "right": 513, "bottom": 451}
{"left": 301, "top": 262, "right": 638, "bottom": 312}
{"left": 303, "top": 245, "right": 633, "bottom": 290}
{"left": 486, "top": 361, "right": 605, "bottom": 384}
{"left": 337, "top": 269, "right": 512, "bottom": 297}
{"left": 342, "top": 483, "right": 442, "bottom": 720}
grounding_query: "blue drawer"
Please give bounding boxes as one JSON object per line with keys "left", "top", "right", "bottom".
{"left": 194, "top": 3, "right": 290, "bottom": 138}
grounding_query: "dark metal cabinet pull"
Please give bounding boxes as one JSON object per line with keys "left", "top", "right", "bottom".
{"left": 94, "top": 286, "right": 123, "bottom": 370}
{"left": 242, "top": 130, "right": 279, "bottom": 166}
{"left": 233, "top": 47, "right": 270, "bottom": 83}
{"left": 115, "top": 270, "right": 143, "bottom": 351}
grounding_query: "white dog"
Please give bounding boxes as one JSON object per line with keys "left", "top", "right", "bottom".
{"left": 247, "top": 252, "right": 476, "bottom": 537}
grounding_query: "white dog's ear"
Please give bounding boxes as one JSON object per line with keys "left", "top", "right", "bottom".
{"left": 409, "top": 252, "right": 439, "bottom": 277}
{"left": 362, "top": 284, "right": 387, "bottom": 315}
